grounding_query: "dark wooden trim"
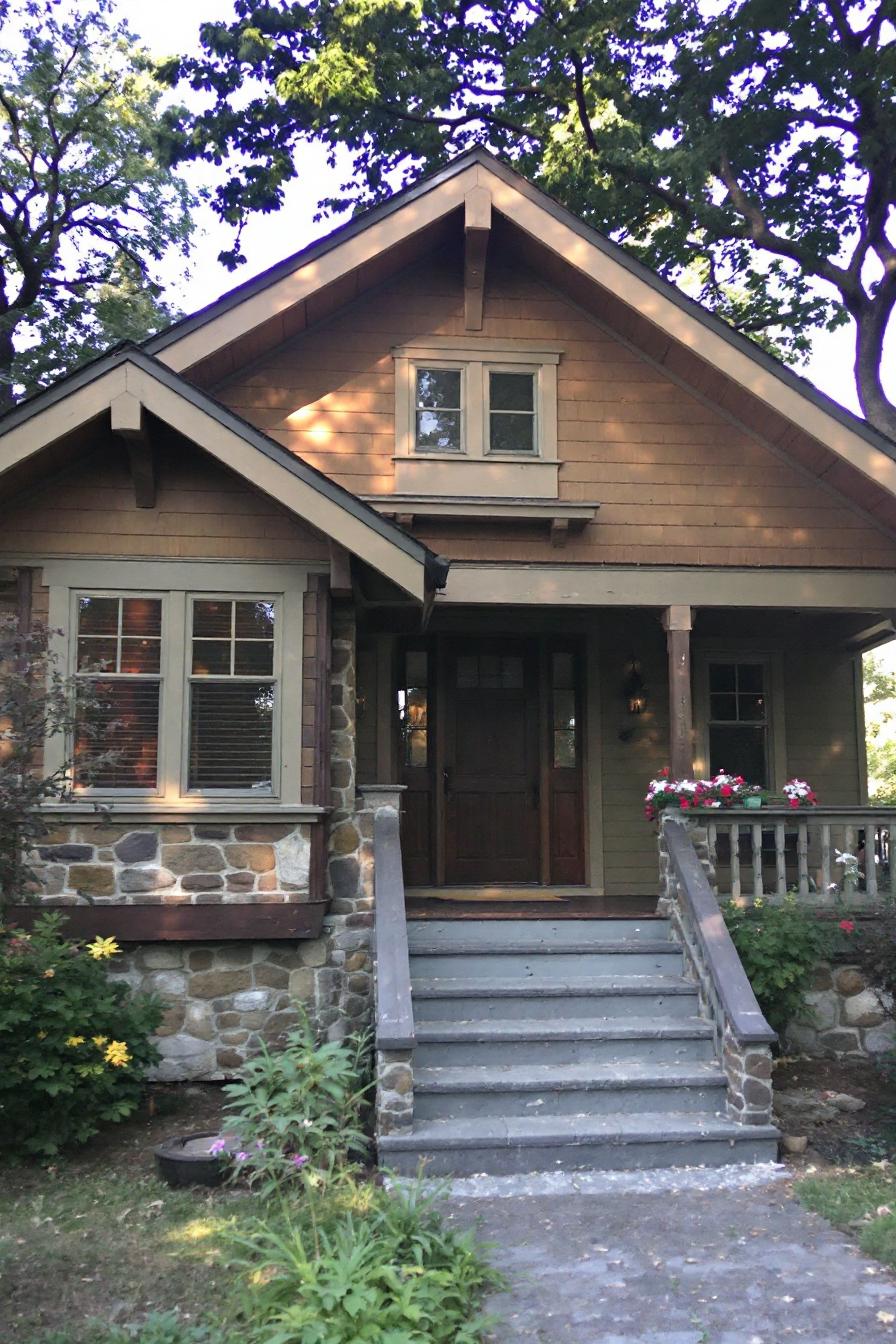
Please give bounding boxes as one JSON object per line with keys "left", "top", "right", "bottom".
{"left": 7, "top": 901, "right": 328, "bottom": 942}
{"left": 308, "top": 575, "right": 332, "bottom": 902}
{"left": 16, "top": 566, "right": 34, "bottom": 635}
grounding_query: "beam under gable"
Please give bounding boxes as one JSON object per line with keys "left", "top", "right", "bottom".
{"left": 464, "top": 185, "right": 491, "bottom": 330}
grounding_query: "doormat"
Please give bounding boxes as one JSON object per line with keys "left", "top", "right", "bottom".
{"left": 425, "top": 890, "right": 568, "bottom": 903}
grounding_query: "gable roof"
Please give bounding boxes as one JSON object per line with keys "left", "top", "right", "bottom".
{"left": 0, "top": 344, "right": 447, "bottom": 602}
{"left": 145, "top": 148, "right": 896, "bottom": 532}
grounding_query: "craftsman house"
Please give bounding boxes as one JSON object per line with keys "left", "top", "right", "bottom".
{"left": 3, "top": 150, "right": 896, "bottom": 1173}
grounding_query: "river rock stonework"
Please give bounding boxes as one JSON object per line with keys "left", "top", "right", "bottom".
{"left": 786, "top": 962, "right": 896, "bottom": 1059}
{"left": 108, "top": 940, "right": 334, "bottom": 1081}
{"left": 28, "top": 821, "right": 314, "bottom": 904}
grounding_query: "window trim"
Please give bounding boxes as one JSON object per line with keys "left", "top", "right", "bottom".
{"left": 393, "top": 339, "right": 560, "bottom": 464}
{"left": 44, "top": 560, "right": 312, "bottom": 809}
{"left": 693, "top": 647, "right": 787, "bottom": 790}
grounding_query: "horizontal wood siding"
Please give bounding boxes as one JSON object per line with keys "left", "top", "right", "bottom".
{"left": 216, "top": 247, "right": 896, "bottom": 568}
{"left": 785, "top": 648, "right": 862, "bottom": 805}
{"left": 0, "top": 433, "right": 330, "bottom": 564}
{"left": 598, "top": 612, "right": 670, "bottom": 897}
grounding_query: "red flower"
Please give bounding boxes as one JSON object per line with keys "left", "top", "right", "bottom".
{"left": 720, "top": 785, "right": 733, "bottom": 797}
{"left": 839, "top": 919, "right": 856, "bottom": 934}
{"left": 680, "top": 799, "right": 690, "bottom": 809}
{"left": 788, "top": 797, "right": 799, "bottom": 809}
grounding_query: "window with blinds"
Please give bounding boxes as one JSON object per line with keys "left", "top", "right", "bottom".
{"left": 188, "top": 598, "right": 277, "bottom": 792}
{"left": 74, "top": 595, "right": 162, "bottom": 789}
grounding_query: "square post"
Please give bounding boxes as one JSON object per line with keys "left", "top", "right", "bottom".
{"left": 663, "top": 604, "right": 693, "bottom": 780}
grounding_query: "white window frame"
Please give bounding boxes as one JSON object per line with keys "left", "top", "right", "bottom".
{"left": 393, "top": 338, "right": 561, "bottom": 463}
{"left": 43, "top": 560, "right": 314, "bottom": 811}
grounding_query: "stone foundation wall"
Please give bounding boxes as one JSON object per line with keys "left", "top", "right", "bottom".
{"left": 787, "top": 962, "right": 895, "bottom": 1059}
{"left": 110, "top": 938, "right": 333, "bottom": 1081}
{"left": 28, "top": 821, "right": 313, "bottom": 904}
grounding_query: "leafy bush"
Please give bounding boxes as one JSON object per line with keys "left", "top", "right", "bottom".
{"left": 219, "top": 1015, "right": 371, "bottom": 1193}
{"left": 228, "top": 1178, "right": 501, "bottom": 1344}
{"left": 0, "top": 913, "right": 161, "bottom": 1158}
{"left": 722, "top": 895, "right": 831, "bottom": 1036}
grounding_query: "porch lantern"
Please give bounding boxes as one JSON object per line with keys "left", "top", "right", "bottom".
{"left": 623, "top": 659, "right": 647, "bottom": 716}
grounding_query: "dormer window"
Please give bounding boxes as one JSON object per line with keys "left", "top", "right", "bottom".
{"left": 487, "top": 370, "right": 536, "bottom": 454}
{"left": 415, "top": 368, "right": 463, "bottom": 453}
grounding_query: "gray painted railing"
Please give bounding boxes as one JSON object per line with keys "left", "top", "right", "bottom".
{"left": 663, "top": 818, "right": 776, "bottom": 1048}
{"left": 373, "top": 806, "right": 415, "bottom": 1051}
{"left": 692, "top": 806, "right": 896, "bottom": 903}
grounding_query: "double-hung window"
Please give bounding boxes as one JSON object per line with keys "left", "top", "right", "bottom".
{"left": 394, "top": 340, "right": 560, "bottom": 466}
{"left": 55, "top": 564, "right": 306, "bottom": 807}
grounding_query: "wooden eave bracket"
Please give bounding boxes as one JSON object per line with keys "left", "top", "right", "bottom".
{"left": 843, "top": 615, "right": 896, "bottom": 654}
{"left": 111, "top": 392, "right": 156, "bottom": 509}
{"left": 464, "top": 187, "right": 491, "bottom": 331}
{"left": 328, "top": 540, "right": 353, "bottom": 598}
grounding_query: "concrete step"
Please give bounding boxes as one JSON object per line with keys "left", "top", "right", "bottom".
{"left": 378, "top": 1111, "right": 780, "bottom": 1176}
{"left": 413, "top": 1016, "right": 715, "bottom": 1067}
{"left": 411, "top": 975, "right": 699, "bottom": 1021}
{"left": 408, "top": 942, "right": 682, "bottom": 979}
{"left": 407, "top": 918, "right": 670, "bottom": 949}
{"left": 413, "top": 1060, "right": 727, "bottom": 1120}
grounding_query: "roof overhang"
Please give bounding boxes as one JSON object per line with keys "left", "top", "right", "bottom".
{"left": 0, "top": 347, "right": 446, "bottom": 603}
{"left": 145, "top": 149, "right": 896, "bottom": 527}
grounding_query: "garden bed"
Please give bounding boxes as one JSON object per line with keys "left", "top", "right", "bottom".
{"left": 775, "top": 1056, "right": 896, "bottom": 1167}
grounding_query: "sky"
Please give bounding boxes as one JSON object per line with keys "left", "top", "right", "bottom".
{"left": 127, "top": 0, "right": 882, "bottom": 420}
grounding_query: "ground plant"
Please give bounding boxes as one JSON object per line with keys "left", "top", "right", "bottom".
{"left": 0, "top": 913, "right": 161, "bottom": 1158}
{"left": 217, "top": 1015, "right": 371, "bottom": 1195}
{"left": 722, "top": 895, "right": 831, "bottom": 1037}
{"left": 798, "top": 1166, "right": 896, "bottom": 1272}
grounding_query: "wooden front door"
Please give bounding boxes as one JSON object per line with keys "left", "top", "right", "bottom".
{"left": 442, "top": 639, "right": 541, "bottom": 884}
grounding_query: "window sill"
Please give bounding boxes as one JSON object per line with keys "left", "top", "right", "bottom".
{"left": 39, "top": 802, "right": 327, "bottom": 823}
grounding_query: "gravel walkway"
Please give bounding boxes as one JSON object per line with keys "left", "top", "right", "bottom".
{"left": 442, "top": 1165, "right": 896, "bottom": 1343}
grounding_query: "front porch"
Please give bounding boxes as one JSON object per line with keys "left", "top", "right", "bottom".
{"left": 356, "top": 597, "right": 884, "bottom": 909}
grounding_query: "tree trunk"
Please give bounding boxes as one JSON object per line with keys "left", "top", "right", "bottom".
{"left": 854, "top": 297, "right": 896, "bottom": 443}
{"left": 0, "top": 324, "right": 16, "bottom": 415}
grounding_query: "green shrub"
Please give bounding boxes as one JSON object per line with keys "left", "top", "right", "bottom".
{"left": 722, "top": 895, "right": 831, "bottom": 1036}
{"left": 219, "top": 1015, "right": 371, "bottom": 1193}
{"left": 228, "top": 1179, "right": 501, "bottom": 1344}
{"left": 0, "top": 913, "right": 161, "bottom": 1158}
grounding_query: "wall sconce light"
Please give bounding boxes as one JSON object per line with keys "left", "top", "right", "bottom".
{"left": 618, "top": 659, "right": 647, "bottom": 742}
{"left": 623, "top": 659, "right": 647, "bottom": 716}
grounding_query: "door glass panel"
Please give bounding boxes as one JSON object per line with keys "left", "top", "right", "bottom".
{"left": 399, "top": 651, "right": 428, "bottom": 767}
{"left": 552, "top": 653, "right": 577, "bottom": 768}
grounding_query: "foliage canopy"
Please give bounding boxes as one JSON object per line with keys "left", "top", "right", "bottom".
{"left": 170, "top": 0, "right": 896, "bottom": 436}
{"left": 0, "top": 0, "right": 194, "bottom": 408}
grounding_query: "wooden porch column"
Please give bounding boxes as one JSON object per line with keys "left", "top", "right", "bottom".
{"left": 663, "top": 605, "right": 693, "bottom": 779}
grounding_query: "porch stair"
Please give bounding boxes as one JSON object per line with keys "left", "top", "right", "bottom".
{"left": 377, "top": 918, "right": 779, "bottom": 1176}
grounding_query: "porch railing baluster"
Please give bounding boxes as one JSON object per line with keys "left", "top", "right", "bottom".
{"left": 844, "top": 824, "right": 857, "bottom": 898}
{"left": 820, "top": 824, "right": 832, "bottom": 901}
{"left": 866, "top": 819, "right": 879, "bottom": 899}
{"left": 797, "top": 820, "right": 809, "bottom": 896}
{"left": 752, "top": 823, "right": 763, "bottom": 899}
{"left": 775, "top": 822, "right": 787, "bottom": 898}
{"left": 730, "top": 823, "right": 741, "bottom": 901}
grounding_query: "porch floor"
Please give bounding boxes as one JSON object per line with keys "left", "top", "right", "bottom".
{"left": 404, "top": 892, "right": 661, "bottom": 919}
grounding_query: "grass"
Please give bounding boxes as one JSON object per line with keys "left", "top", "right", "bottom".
{"left": 0, "top": 1167, "right": 258, "bottom": 1343}
{"left": 796, "top": 1165, "right": 896, "bottom": 1270}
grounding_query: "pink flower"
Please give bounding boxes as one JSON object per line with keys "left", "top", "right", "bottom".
{"left": 208, "top": 1137, "right": 227, "bottom": 1156}
{"left": 236, "top": 1151, "right": 249, "bottom": 1162}
{"left": 290, "top": 1154, "right": 309, "bottom": 1168}
{"left": 839, "top": 919, "right": 856, "bottom": 934}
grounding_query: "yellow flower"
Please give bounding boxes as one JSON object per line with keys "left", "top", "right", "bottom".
{"left": 66, "top": 1035, "right": 85, "bottom": 1048}
{"left": 43, "top": 968, "right": 55, "bottom": 978}
{"left": 104, "top": 1040, "right": 131, "bottom": 1068}
{"left": 37, "top": 1030, "right": 47, "bottom": 1039}
{"left": 92, "top": 1035, "right": 108, "bottom": 1048}
{"left": 86, "top": 936, "right": 120, "bottom": 960}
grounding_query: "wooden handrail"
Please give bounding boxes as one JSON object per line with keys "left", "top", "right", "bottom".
{"left": 373, "top": 807, "right": 415, "bottom": 1051}
{"left": 663, "top": 818, "right": 776, "bottom": 1045}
